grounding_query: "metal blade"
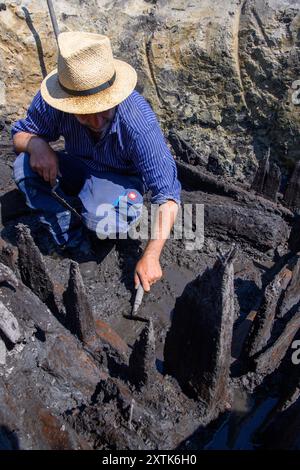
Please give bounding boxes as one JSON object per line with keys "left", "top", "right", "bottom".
{"left": 131, "top": 284, "right": 145, "bottom": 316}
{"left": 51, "top": 181, "right": 82, "bottom": 221}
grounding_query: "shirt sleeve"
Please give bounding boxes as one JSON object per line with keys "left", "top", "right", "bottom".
{"left": 11, "top": 90, "right": 61, "bottom": 142}
{"left": 130, "top": 123, "right": 181, "bottom": 205}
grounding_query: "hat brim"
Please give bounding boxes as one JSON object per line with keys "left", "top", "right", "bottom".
{"left": 40, "top": 59, "right": 137, "bottom": 114}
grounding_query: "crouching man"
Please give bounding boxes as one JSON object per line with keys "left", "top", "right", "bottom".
{"left": 11, "top": 32, "right": 181, "bottom": 291}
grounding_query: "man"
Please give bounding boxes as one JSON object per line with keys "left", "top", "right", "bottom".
{"left": 11, "top": 32, "right": 181, "bottom": 292}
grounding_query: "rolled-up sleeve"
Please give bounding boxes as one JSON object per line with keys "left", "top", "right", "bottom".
{"left": 11, "top": 91, "right": 61, "bottom": 142}
{"left": 130, "top": 124, "right": 181, "bottom": 205}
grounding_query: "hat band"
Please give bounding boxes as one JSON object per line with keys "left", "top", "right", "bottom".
{"left": 58, "top": 71, "right": 116, "bottom": 96}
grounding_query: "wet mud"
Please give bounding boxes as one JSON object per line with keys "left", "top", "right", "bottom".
{"left": 0, "top": 152, "right": 300, "bottom": 450}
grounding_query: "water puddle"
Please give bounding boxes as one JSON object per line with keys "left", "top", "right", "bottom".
{"left": 205, "top": 392, "right": 278, "bottom": 450}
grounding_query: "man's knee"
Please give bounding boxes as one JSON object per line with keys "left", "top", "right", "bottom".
{"left": 12, "top": 152, "right": 48, "bottom": 209}
{"left": 78, "top": 173, "right": 144, "bottom": 239}
{"left": 82, "top": 201, "right": 143, "bottom": 239}
{"left": 13, "top": 152, "right": 35, "bottom": 186}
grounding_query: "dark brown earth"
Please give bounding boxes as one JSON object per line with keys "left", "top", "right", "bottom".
{"left": 0, "top": 140, "right": 300, "bottom": 450}
{"left": 0, "top": 0, "right": 300, "bottom": 450}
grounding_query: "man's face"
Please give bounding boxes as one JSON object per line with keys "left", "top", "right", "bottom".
{"left": 74, "top": 107, "right": 116, "bottom": 133}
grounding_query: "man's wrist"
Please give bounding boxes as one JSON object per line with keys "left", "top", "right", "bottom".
{"left": 143, "top": 250, "right": 159, "bottom": 260}
{"left": 143, "top": 242, "right": 162, "bottom": 261}
{"left": 26, "top": 135, "right": 48, "bottom": 154}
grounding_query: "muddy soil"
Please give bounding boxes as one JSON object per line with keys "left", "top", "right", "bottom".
{"left": 1, "top": 141, "right": 300, "bottom": 450}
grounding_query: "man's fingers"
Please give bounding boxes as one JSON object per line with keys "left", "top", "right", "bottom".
{"left": 134, "top": 270, "right": 162, "bottom": 292}
{"left": 36, "top": 168, "right": 44, "bottom": 179}
{"left": 140, "top": 274, "right": 151, "bottom": 292}
{"left": 29, "top": 152, "right": 59, "bottom": 185}
{"left": 49, "top": 165, "right": 58, "bottom": 187}
{"left": 42, "top": 167, "right": 50, "bottom": 183}
{"left": 43, "top": 166, "right": 56, "bottom": 186}
{"left": 32, "top": 164, "right": 43, "bottom": 179}
{"left": 135, "top": 269, "right": 151, "bottom": 292}
{"left": 134, "top": 256, "right": 163, "bottom": 293}
{"left": 38, "top": 168, "right": 46, "bottom": 181}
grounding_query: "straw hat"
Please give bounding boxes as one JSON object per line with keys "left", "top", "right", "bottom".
{"left": 41, "top": 31, "right": 137, "bottom": 114}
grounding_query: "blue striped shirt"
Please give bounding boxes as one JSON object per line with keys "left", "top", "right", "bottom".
{"left": 11, "top": 90, "right": 181, "bottom": 204}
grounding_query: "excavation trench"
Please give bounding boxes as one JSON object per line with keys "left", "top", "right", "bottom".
{"left": 0, "top": 152, "right": 300, "bottom": 450}
{"left": 0, "top": 0, "right": 300, "bottom": 450}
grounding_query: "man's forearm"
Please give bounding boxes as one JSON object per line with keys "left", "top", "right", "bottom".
{"left": 144, "top": 200, "right": 179, "bottom": 259}
{"left": 134, "top": 200, "right": 179, "bottom": 291}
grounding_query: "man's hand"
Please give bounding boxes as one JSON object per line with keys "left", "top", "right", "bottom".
{"left": 13, "top": 132, "right": 59, "bottom": 187}
{"left": 134, "top": 253, "right": 163, "bottom": 292}
{"left": 28, "top": 140, "right": 59, "bottom": 187}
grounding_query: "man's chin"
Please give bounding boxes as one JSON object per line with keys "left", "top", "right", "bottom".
{"left": 88, "top": 124, "right": 110, "bottom": 133}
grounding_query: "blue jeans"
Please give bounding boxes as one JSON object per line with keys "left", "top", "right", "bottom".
{"left": 13, "top": 152, "right": 144, "bottom": 248}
